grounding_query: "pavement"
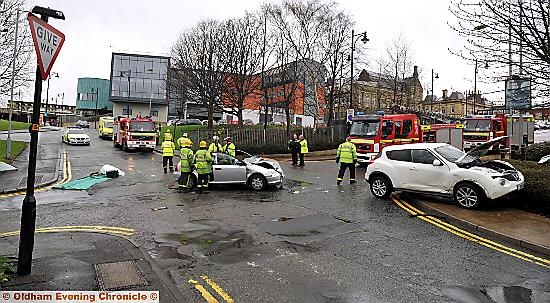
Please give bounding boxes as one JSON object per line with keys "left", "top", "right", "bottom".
{"left": 0, "top": 232, "right": 182, "bottom": 302}
{"left": 0, "top": 131, "right": 62, "bottom": 193}
{"left": 405, "top": 195, "right": 550, "bottom": 256}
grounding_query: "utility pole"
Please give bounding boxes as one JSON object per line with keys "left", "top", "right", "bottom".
{"left": 473, "top": 58, "right": 478, "bottom": 115}
{"left": 6, "top": 8, "right": 21, "bottom": 160}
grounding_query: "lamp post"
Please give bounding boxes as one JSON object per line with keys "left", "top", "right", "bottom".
{"left": 57, "top": 93, "right": 64, "bottom": 127}
{"left": 91, "top": 87, "right": 99, "bottom": 128}
{"left": 120, "top": 70, "right": 131, "bottom": 118}
{"left": 430, "top": 69, "right": 439, "bottom": 113}
{"left": 349, "top": 29, "right": 369, "bottom": 110}
{"left": 44, "top": 72, "right": 59, "bottom": 125}
{"left": 472, "top": 59, "right": 489, "bottom": 115}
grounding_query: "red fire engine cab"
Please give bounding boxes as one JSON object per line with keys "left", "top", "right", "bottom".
{"left": 349, "top": 113, "right": 421, "bottom": 165}
{"left": 112, "top": 117, "right": 157, "bottom": 152}
{"left": 462, "top": 114, "right": 506, "bottom": 150}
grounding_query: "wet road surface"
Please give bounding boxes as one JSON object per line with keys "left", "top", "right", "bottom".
{"left": 0, "top": 130, "right": 549, "bottom": 302}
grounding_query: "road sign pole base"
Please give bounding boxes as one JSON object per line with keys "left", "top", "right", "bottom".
{"left": 16, "top": 195, "right": 37, "bottom": 275}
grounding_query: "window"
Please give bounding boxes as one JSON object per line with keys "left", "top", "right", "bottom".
{"left": 295, "top": 117, "right": 303, "bottom": 126}
{"left": 149, "top": 106, "right": 159, "bottom": 117}
{"left": 382, "top": 120, "right": 394, "bottom": 138}
{"left": 402, "top": 120, "right": 413, "bottom": 136}
{"left": 216, "top": 153, "right": 236, "bottom": 165}
{"left": 386, "top": 150, "right": 412, "bottom": 162}
{"left": 412, "top": 149, "right": 437, "bottom": 164}
{"left": 394, "top": 121, "right": 402, "bottom": 138}
{"left": 122, "top": 107, "right": 133, "bottom": 116}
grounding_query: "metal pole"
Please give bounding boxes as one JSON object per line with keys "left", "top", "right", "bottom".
{"left": 474, "top": 59, "right": 478, "bottom": 115}
{"left": 349, "top": 29, "right": 354, "bottom": 110}
{"left": 60, "top": 93, "right": 64, "bottom": 127}
{"left": 17, "top": 13, "right": 49, "bottom": 276}
{"left": 45, "top": 76, "right": 50, "bottom": 125}
{"left": 126, "top": 70, "right": 131, "bottom": 118}
{"left": 6, "top": 9, "right": 21, "bottom": 160}
{"left": 95, "top": 87, "right": 99, "bottom": 129}
{"left": 519, "top": 0, "right": 523, "bottom": 75}
{"left": 430, "top": 69, "right": 434, "bottom": 112}
{"left": 508, "top": 0, "right": 512, "bottom": 77}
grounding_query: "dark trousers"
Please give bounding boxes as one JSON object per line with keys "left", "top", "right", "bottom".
{"left": 178, "top": 171, "right": 191, "bottom": 189}
{"left": 163, "top": 156, "right": 173, "bottom": 172}
{"left": 299, "top": 153, "right": 305, "bottom": 167}
{"left": 337, "top": 163, "right": 356, "bottom": 182}
{"left": 197, "top": 173, "right": 209, "bottom": 193}
{"left": 291, "top": 152, "right": 298, "bottom": 165}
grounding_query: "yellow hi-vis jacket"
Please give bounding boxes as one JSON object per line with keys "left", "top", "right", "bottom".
{"left": 337, "top": 141, "right": 357, "bottom": 163}
{"left": 223, "top": 143, "right": 236, "bottom": 157}
{"left": 161, "top": 140, "right": 175, "bottom": 157}
{"left": 300, "top": 139, "right": 309, "bottom": 154}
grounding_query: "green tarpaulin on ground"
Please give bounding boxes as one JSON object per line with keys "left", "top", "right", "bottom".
{"left": 54, "top": 175, "right": 110, "bottom": 190}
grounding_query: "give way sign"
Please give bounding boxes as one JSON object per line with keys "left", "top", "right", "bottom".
{"left": 27, "top": 13, "right": 65, "bottom": 80}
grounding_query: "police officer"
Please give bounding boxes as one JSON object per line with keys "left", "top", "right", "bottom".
{"left": 176, "top": 132, "right": 193, "bottom": 151}
{"left": 336, "top": 136, "right": 357, "bottom": 185}
{"left": 195, "top": 141, "right": 213, "bottom": 194}
{"left": 161, "top": 137, "right": 176, "bottom": 174}
{"left": 208, "top": 135, "right": 223, "bottom": 153}
{"left": 178, "top": 140, "right": 195, "bottom": 193}
{"left": 298, "top": 134, "right": 308, "bottom": 167}
{"left": 222, "top": 137, "right": 236, "bottom": 157}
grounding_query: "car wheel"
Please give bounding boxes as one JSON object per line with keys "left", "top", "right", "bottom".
{"left": 454, "top": 183, "right": 485, "bottom": 209}
{"left": 369, "top": 175, "right": 392, "bottom": 199}
{"left": 248, "top": 174, "right": 267, "bottom": 191}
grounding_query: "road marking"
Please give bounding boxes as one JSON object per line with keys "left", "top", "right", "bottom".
{"left": 0, "top": 150, "right": 72, "bottom": 199}
{"left": 188, "top": 278, "right": 220, "bottom": 303}
{"left": 200, "top": 275, "right": 235, "bottom": 303}
{"left": 0, "top": 225, "right": 135, "bottom": 238}
{"left": 391, "top": 196, "right": 550, "bottom": 268}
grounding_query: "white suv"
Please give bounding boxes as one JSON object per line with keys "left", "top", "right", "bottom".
{"left": 365, "top": 138, "right": 524, "bottom": 208}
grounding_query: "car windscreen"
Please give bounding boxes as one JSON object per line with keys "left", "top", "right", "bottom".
{"left": 129, "top": 122, "right": 155, "bottom": 132}
{"left": 435, "top": 145, "right": 476, "bottom": 163}
{"left": 464, "top": 119, "right": 491, "bottom": 132}
{"left": 104, "top": 122, "right": 113, "bottom": 128}
{"left": 67, "top": 129, "right": 87, "bottom": 134}
{"left": 350, "top": 120, "right": 379, "bottom": 137}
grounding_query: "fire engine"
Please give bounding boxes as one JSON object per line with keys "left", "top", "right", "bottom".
{"left": 112, "top": 117, "right": 157, "bottom": 152}
{"left": 349, "top": 113, "right": 422, "bottom": 165}
{"left": 462, "top": 115, "right": 506, "bottom": 150}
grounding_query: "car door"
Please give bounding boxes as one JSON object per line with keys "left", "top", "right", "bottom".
{"left": 385, "top": 149, "right": 414, "bottom": 190}
{"left": 408, "top": 149, "right": 450, "bottom": 193}
{"left": 212, "top": 153, "right": 247, "bottom": 183}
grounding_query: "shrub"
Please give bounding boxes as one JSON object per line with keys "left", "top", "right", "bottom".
{"left": 525, "top": 142, "right": 550, "bottom": 161}
{"left": 505, "top": 160, "right": 550, "bottom": 217}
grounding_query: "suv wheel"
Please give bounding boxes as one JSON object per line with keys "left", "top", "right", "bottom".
{"left": 454, "top": 183, "right": 485, "bottom": 208}
{"left": 370, "top": 176, "right": 392, "bottom": 199}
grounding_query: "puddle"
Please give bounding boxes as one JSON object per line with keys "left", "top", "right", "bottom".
{"left": 286, "top": 179, "right": 313, "bottom": 188}
{"left": 259, "top": 214, "right": 366, "bottom": 244}
{"left": 441, "top": 285, "right": 550, "bottom": 303}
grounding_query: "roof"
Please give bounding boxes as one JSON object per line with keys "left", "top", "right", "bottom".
{"left": 384, "top": 142, "right": 449, "bottom": 151}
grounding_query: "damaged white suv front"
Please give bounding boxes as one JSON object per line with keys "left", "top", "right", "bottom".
{"left": 366, "top": 137, "right": 525, "bottom": 208}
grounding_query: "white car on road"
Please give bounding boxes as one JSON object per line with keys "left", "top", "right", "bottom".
{"left": 365, "top": 138, "right": 524, "bottom": 208}
{"left": 62, "top": 127, "right": 91, "bottom": 145}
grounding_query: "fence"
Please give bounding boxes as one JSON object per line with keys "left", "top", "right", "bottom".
{"left": 162, "top": 125, "right": 348, "bottom": 154}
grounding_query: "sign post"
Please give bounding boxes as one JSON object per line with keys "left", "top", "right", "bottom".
{"left": 17, "top": 7, "right": 65, "bottom": 276}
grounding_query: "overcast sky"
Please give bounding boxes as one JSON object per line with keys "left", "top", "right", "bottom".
{"left": 25, "top": 0, "right": 498, "bottom": 106}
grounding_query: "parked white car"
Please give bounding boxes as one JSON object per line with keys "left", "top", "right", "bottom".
{"left": 365, "top": 138, "right": 524, "bottom": 208}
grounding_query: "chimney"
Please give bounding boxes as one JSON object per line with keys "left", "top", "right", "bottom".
{"left": 413, "top": 66, "right": 418, "bottom": 78}
{"left": 442, "top": 89, "right": 448, "bottom": 99}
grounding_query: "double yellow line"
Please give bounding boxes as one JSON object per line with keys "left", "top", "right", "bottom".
{"left": 0, "top": 225, "right": 134, "bottom": 238}
{"left": 0, "top": 150, "right": 72, "bottom": 199}
{"left": 391, "top": 196, "right": 550, "bottom": 268}
{"left": 188, "top": 275, "right": 235, "bottom": 303}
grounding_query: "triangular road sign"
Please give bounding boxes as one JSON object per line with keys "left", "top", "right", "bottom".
{"left": 27, "top": 13, "right": 65, "bottom": 80}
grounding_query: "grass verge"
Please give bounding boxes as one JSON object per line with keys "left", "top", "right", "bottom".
{"left": 0, "top": 140, "right": 28, "bottom": 164}
{"left": 0, "top": 256, "right": 14, "bottom": 283}
{"left": 0, "top": 119, "right": 30, "bottom": 131}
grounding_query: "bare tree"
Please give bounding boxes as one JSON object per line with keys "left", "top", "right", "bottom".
{"left": 219, "top": 13, "right": 265, "bottom": 127}
{"left": 449, "top": 0, "right": 550, "bottom": 96}
{"left": 171, "top": 20, "right": 226, "bottom": 128}
{"left": 0, "top": 0, "right": 33, "bottom": 105}
{"left": 383, "top": 33, "right": 415, "bottom": 106}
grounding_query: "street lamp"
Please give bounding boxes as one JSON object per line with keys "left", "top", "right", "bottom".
{"left": 90, "top": 87, "right": 99, "bottom": 128}
{"left": 119, "top": 70, "right": 131, "bottom": 118}
{"left": 472, "top": 59, "right": 489, "bottom": 115}
{"left": 349, "top": 30, "right": 369, "bottom": 110}
{"left": 44, "top": 72, "right": 59, "bottom": 125}
{"left": 430, "top": 69, "right": 439, "bottom": 113}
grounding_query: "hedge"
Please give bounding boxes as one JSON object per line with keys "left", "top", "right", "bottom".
{"left": 505, "top": 159, "right": 550, "bottom": 217}
{"left": 525, "top": 142, "right": 550, "bottom": 162}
